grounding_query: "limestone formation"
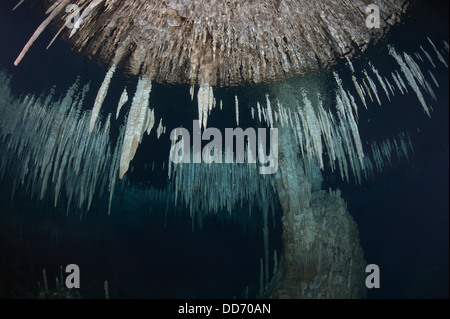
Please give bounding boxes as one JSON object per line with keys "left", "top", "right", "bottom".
{"left": 17, "top": 0, "right": 407, "bottom": 86}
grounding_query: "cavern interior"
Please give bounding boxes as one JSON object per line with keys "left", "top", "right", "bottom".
{"left": 0, "top": 0, "right": 448, "bottom": 299}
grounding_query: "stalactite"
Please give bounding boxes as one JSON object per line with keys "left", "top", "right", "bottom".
{"left": 259, "top": 43, "right": 441, "bottom": 185}
{"left": 420, "top": 46, "right": 436, "bottom": 68}
{"left": 190, "top": 86, "right": 195, "bottom": 101}
{"left": 116, "top": 87, "right": 128, "bottom": 119}
{"left": 352, "top": 75, "right": 367, "bottom": 109}
{"left": 394, "top": 70, "right": 408, "bottom": 93}
{"left": 384, "top": 77, "right": 395, "bottom": 97}
{"left": 168, "top": 148, "right": 276, "bottom": 222}
{"left": 90, "top": 64, "right": 116, "bottom": 132}
{"left": 119, "top": 76, "right": 152, "bottom": 179}
{"left": 389, "top": 46, "right": 430, "bottom": 116}
{"left": 333, "top": 72, "right": 364, "bottom": 167}
{"left": 300, "top": 90, "right": 324, "bottom": 169}
{"left": 197, "top": 83, "right": 214, "bottom": 130}
{"left": 414, "top": 52, "right": 423, "bottom": 62}
{"left": 0, "top": 70, "right": 119, "bottom": 214}
{"left": 235, "top": 95, "right": 239, "bottom": 126}
{"left": 265, "top": 94, "right": 273, "bottom": 128}
{"left": 428, "top": 70, "right": 439, "bottom": 88}
{"left": 345, "top": 56, "right": 355, "bottom": 73}
{"left": 156, "top": 118, "right": 164, "bottom": 139}
{"left": 363, "top": 69, "right": 381, "bottom": 105}
{"left": 14, "top": 0, "right": 70, "bottom": 66}
{"left": 370, "top": 63, "right": 391, "bottom": 102}
{"left": 12, "top": 0, "right": 25, "bottom": 11}
{"left": 145, "top": 108, "right": 155, "bottom": 135}
{"left": 108, "top": 124, "right": 124, "bottom": 215}
{"left": 1, "top": 32, "right": 447, "bottom": 300}
{"left": 257, "top": 101, "right": 262, "bottom": 122}
{"left": 404, "top": 53, "right": 437, "bottom": 101}
{"left": 46, "top": 24, "right": 66, "bottom": 50}
{"left": 362, "top": 78, "right": 373, "bottom": 102}
{"left": 428, "top": 37, "right": 448, "bottom": 68}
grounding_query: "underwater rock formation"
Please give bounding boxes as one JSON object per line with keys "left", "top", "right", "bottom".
{"left": 269, "top": 187, "right": 366, "bottom": 298}
{"left": 268, "top": 121, "right": 365, "bottom": 298}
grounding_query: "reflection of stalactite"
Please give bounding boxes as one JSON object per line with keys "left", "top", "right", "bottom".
{"left": 197, "top": 83, "right": 215, "bottom": 130}
{"left": 9, "top": 1, "right": 444, "bottom": 194}
{"left": 14, "top": 0, "right": 70, "bottom": 66}
{"left": 119, "top": 76, "right": 152, "bottom": 179}
{"left": 119, "top": 76, "right": 163, "bottom": 178}
{"left": 246, "top": 39, "right": 445, "bottom": 184}
{"left": 168, "top": 149, "right": 277, "bottom": 230}
{"left": 1, "top": 35, "right": 445, "bottom": 219}
{"left": 0, "top": 70, "right": 122, "bottom": 215}
{"left": 24, "top": 36, "right": 435, "bottom": 205}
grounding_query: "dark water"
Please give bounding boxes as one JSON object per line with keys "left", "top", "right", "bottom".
{"left": 0, "top": 0, "right": 448, "bottom": 299}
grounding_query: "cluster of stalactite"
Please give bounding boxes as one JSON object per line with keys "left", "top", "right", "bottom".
{"left": 13, "top": 2, "right": 446, "bottom": 179}
{"left": 165, "top": 142, "right": 419, "bottom": 222}
{"left": 366, "top": 131, "right": 414, "bottom": 176}
{"left": 167, "top": 149, "right": 277, "bottom": 220}
{"left": 167, "top": 147, "right": 283, "bottom": 287}
{"left": 1, "top": 35, "right": 446, "bottom": 219}
{"left": 14, "top": 0, "right": 407, "bottom": 87}
{"left": 186, "top": 39, "right": 447, "bottom": 184}
{"left": 84, "top": 65, "right": 167, "bottom": 179}
{"left": 0, "top": 30, "right": 446, "bottom": 240}
{"left": 3, "top": 0, "right": 448, "bottom": 299}
{"left": 240, "top": 39, "right": 447, "bottom": 184}
{"left": 0, "top": 69, "right": 125, "bottom": 216}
